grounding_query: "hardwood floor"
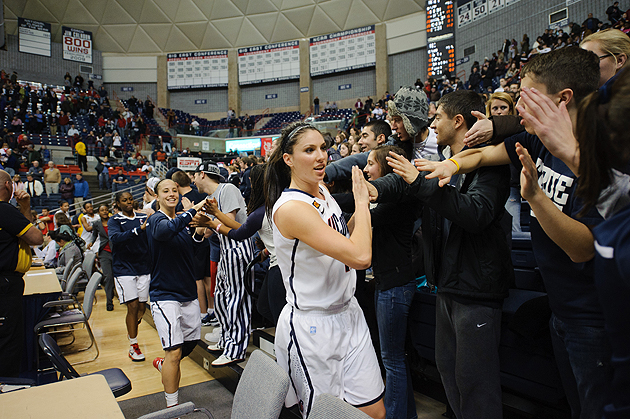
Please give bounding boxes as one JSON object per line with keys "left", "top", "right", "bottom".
{"left": 62, "top": 289, "right": 446, "bottom": 417}
{"left": 64, "top": 289, "right": 212, "bottom": 402}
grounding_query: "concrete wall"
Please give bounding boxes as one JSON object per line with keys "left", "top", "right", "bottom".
{"left": 103, "top": 82, "right": 157, "bottom": 101}
{"left": 240, "top": 80, "right": 300, "bottom": 114}
{"left": 0, "top": 34, "right": 103, "bottom": 86}
{"left": 312, "top": 68, "right": 376, "bottom": 105}
{"left": 169, "top": 89, "right": 229, "bottom": 115}
{"left": 388, "top": 47, "right": 427, "bottom": 93}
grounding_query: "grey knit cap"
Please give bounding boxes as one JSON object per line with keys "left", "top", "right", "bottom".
{"left": 387, "top": 86, "right": 429, "bottom": 138}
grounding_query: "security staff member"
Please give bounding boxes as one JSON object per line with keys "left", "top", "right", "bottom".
{"left": 0, "top": 169, "right": 44, "bottom": 377}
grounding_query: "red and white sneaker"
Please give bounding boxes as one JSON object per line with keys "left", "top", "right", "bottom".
{"left": 153, "top": 357, "right": 164, "bottom": 372}
{"left": 129, "top": 343, "right": 146, "bottom": 362}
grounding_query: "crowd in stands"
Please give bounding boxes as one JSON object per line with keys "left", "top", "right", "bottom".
{"left": 5, "top": 4, "right": 630, "bottom": 418}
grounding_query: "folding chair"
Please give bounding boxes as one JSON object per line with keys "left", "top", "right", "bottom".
{"left": 38, "top": 334, "right": 131, "bottom": 398}
{"left": 35, "top": 272, "right": 102, "bottom": 364}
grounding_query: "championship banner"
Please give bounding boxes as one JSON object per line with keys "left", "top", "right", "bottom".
{"left": 18, "top": 17, "right": 51, "bottom": 57}
{"left": 62, "top": 26, "right": 93, "bottom": 63}
{"left": 177, "top": 157, "right": 202, "bottom": 171}
{"left": 167, "top": 50, "right": 229, "bottom": 90}
{"left": 309, "top": 25, "right": 376, "bottom": 77}
{"left": 238, "top": 41, "right": 300, "bottom": 85}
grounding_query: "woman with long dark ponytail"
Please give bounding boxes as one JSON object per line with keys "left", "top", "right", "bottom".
{"left": 575, "top": 68, "right": 630, "bottom": 418}
{"left": 263, "top": 121, "right": 385, "bottom": 419}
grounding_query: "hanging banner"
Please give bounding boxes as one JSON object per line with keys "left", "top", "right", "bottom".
{"left": 62, "top": 26, "right": 93, "bottom": 64}
{"left": 310, "top": 25, "right": 376, "bottom": 77}
{"left": 238, "top": 41, "right": 300, "bottom": 85}
{"left": 18, "top": 18, "right": 51, "bottom": 57}
{"left": 167, "top": 50, "right": 229, "bottom": 90}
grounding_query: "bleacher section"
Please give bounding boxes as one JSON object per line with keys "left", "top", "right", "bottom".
{"left": 158, "top": 108, "right": 228, "bottom": 136}
{"left": 314, "top": 108, "right": 353, "bottom": 122}
{"left": 255, "top": 111, "right": 302, "bottom": 135}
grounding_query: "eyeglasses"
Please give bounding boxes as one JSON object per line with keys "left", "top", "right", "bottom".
{"left": 598, "top": 54, "right": 614, "bottom": 60}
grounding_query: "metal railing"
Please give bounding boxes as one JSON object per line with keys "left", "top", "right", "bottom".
{"left": 47, "top": 180, "right": 148, "bottom": 216}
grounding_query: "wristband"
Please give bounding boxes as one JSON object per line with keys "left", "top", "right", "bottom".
{"left": 447, "top": 158, "right": 460, "bottom": 174}
{"left": 215, "top": 223, "right": 222, "bottom": 232}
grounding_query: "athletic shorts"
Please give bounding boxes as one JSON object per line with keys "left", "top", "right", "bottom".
{"left": 274, "top": 297, "right": 384, "bottom": 418}
{"left": 114, "top": 274, "right": 150, "bottom": 304}
{"left": 150, "top": 299, "right": 201, "bottom": 350}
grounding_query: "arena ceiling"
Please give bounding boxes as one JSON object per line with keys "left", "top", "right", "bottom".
{"left": 4, "top": 0, "right": 425, "bottom": 54}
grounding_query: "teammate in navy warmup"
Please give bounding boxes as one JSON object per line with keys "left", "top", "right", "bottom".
{"left": 264, "top": 122, "right": 385, "bottom": 419}
{"left": 147, "top": 179, "right": 208, "bottom": 408}
{"left": 171, "top": 170, "right": 214, "bottom": 327}
{"left": 108, "top": 191, "right": 150, "bottom": 362}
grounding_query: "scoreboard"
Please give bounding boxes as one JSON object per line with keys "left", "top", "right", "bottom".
{"left": 310, "top": 26, "right": 376, "bottom": 77}
{"left": 426, "top": 0, "right": 454, "bottom": 38}
{"left": 167, "top": 50, "right": 229, "bottom": 90}
{"left": 427, "top": 40, "right": 455, "bottom": 77}
{"left": 426, "top": 0, "right": 455, "bottom": 78}
{"left": 238, "top": 41, "right": 300, "bottom": 85}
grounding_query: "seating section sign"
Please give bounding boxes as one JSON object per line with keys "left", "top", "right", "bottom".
{"left": 18, "top": 17, "right": 51, "bottom": 57}
{"left": 167, "top": 50, "right": 229, "bottom": 90}
{"left": 309, "top": 26, "right": 376, "bottom": 77}
{"left": 238, "top": 41, "right": 300, "bottom": 85}
{"left": 62, "top": 26, "right": 93, "bottom": 63}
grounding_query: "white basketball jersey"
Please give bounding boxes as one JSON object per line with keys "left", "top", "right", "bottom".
{"left": 272, "top": 186, "right": 356, "bottom": 311}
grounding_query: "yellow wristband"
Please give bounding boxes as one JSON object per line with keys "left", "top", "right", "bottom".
{"left": 447, "top": 158, "right": 460, "bottom": 174}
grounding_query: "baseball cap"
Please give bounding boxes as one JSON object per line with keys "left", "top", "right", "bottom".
{"left": 195, "top": 160, "right": 225, "bottom": 181}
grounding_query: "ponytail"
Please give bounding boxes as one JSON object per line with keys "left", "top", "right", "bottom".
{"left": 263, "top": 121, "right": 321, "bottom": 219}
{"left": 576, "top": 69, "right": 630, "bottom": 216}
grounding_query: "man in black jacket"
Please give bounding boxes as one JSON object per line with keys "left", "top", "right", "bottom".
{"left": 368, "top": 90, "right": 513, "bottom": 419}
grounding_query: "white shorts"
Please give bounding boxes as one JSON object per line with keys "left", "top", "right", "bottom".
{"left": 114, "top": 274, "right": 150, "bottom": 304}
{"left": 274, "top": 297, "right": 384, "bottom": 418}
{"left": 150, "top": 300, "right": 201, "bottom": 350}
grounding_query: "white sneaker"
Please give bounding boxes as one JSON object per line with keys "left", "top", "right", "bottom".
{"left": 211, "top": 353, "right": 244, "bottom": 367}
{"left": 207, "top": 343, "right": 223, "bottom": 352}
{"left": 129, "top": 343, "right": 146, "bottom": 361}
{"left": 204, "top": 329, "right": 221, "bottom": 343}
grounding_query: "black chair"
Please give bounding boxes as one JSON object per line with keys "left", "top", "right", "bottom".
{"left": 38, "top": 334, "right": 132, "bottom": 398}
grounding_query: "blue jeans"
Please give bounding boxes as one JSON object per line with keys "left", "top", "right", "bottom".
{"left": 550, "top": 314, "right": 612, "bottom": 419}
{"left": 99, "top": 172, "right": 110, "bottom": 189}
{"left": 375, "top": 281, "right": 417, "bottom": 419}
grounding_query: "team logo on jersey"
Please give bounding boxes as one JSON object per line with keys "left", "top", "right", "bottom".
{"left": 312, "top": 200, "right": 325, "bottom": 214}
{"left": 309, "top": 326, "right": 316, "bottom": 334}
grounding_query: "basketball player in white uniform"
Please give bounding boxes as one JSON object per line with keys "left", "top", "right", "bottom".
{"left": 265, "top": 122, "right": 385, "bottom": 419}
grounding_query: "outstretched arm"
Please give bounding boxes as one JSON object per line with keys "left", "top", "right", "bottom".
{"left": 516, "top": 143, "right": 594, "bottom": 263}
{"left": 275, "top": 167, "right": 372, "bottom": 270}
{"left": 415, "top": 143, "right": 512, "bottom": 187}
